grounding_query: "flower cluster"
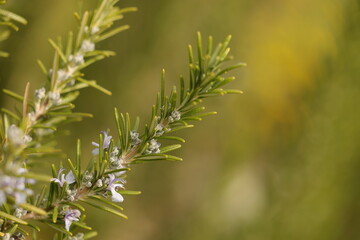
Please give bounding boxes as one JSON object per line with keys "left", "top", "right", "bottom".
{"left": 66, "top": 233, "right": 84, "bottom": 240}
{"left": 14, "top": 208, "right": 27, "bottom": 218}
{"left": 50, "top": 130, "right": 131, "bottom": 230}
{"left": 2, "top": 232, "right": 25, "bottom": 240}
{"left": 32, "top": 38, "right": 96, "bottom": 116}
{"left": 0, "top": 175, "right": 34, "bottom": 204}
{"left": 82, "top": 171, "right": 94, "bottom": 188}
{"left": 0, "top": 164, "right": 35, "bottom": 204}
{"left": 10, "top": 36, "right": 99, "bottom": 150}
{"left": 109, "top": 148, "right": 127, "bottom": 173}
{"left": 130, "top": 130, "right": 141, "bottom": 146}
{"left": 168, "top": 110, "right": 181, "bottom": 123}
{"left": 54, "top": 38, "right": 95, "bottom": 87}
{"left": 147, "top": 139, "right": 161, "bottom": 154}
{"left": 6, "top": 125, "right": 32, "bottom": 147}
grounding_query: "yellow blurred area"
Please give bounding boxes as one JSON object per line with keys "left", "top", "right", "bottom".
{"left": 1, "top": 0, "right": 359, "bottom": 239}
{"left": 244, "top": 0, "right": 341, "bottom": 134}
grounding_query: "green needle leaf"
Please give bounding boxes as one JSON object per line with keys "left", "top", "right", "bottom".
{"left": 52, "top": 206, "right": 58, "bottom": 223}
{"left": 0, "top": 211, "right": 28, "bottom": 225}
{"left": 19, "top": 203, "right": 48, "bottom": 216}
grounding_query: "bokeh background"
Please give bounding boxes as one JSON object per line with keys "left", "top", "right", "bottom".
{"left": 1, "top": 0, "right": 360, "bottom": 239}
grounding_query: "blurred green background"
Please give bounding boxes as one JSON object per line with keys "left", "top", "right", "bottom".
{"left": 1, "top": 0, "right": 360, "bottom": 239}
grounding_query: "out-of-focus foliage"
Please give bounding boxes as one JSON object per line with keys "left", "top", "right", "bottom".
{"left": 0, "top": 0, "right": 26, "bottom": 57}
{"left": 0, "top": 0, "right": 359, "bottom": 239}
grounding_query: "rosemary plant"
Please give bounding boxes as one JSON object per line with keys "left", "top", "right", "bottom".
{"left": 0, "top": 0, "right": 245, "bottom": 239}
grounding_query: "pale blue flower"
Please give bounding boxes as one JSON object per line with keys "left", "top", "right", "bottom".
{"left": 51, "top": 168, "right": 76, "bottom": 187}
{"left": 92, "top": 131, "right": 112, "bottom": 155}
{"left": 63, "top": 208, "right": 81, "bottom": 231}
{"left": 0, "top": 191, "right": 5, "bottom": 204}
{"left": 107, "top": 173, "right": 125, "bottom": 202}
{"left": 14, "top": 191, "right": 28, "bottom": 204}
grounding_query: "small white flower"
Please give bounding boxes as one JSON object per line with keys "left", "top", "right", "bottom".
{"left": 103, "top": 177, "right": 110, "bottom": 185}
{"left": 57, "top": 69, "right": 70, "bottom": 82}
{"left": 80, "top": 40, "right": 95, "bottom": 52}
{"left": 82, "top": 171, "right": 94, "bottom": 188}
{"left": 66, "top": 189, "right": 77, "bottom": 202}
{"left": 66, "top": 188, "right": 77, "bottom": 201}
{"left": 66, "top": 232, "right": 84, "bottom": 240}
{"left": 51, "top": 169, "right": 76, "bottom": 187}
{"left": 147, "top": 139, "right": 161, "bottom": 153}
{"left": 34, "top": 87, "right": 46, "bottom": 100}
{"left": 7, "top": 125, "right": 24, "bottom": 145}
{"left": 130, "top": 130, "right": 141, "bottom": 145}
{"left": 171, "top": 110, "right": 181, "bottom": 121}
{"left": 109, "top": 157, "right": 122, "bottom": 169}
{"left": 23, "top": 134, "right": 32, "bottom": 144}
{"left": 3, "top": 233, "right": 11, "bottom": 240}
{"left": 110, "top": 147, "right": 119, "bottom": 157}
{"left": 95, "top": 179, "right": 103, "bottom": 188}
{"left": 14, "top": 208, "right": 27, "bottom": 218}
{"left": 48, "top": 91, "right": 62, "bottom": 105}
{"left": 69, "top": 54, "right": 84, "bottom": 65}
{"left": 91, "top": 26, "right": 100, "bottom": 35}
{"left": 108, "top": 148, "right": 127, "bottom": 170}
{"left": 155, "top": 124, "right": 164, "bottom": 136}
{"left": 27, "top": 112, "right": 36, "bottom": 123}
{"left": 7, "top": 125, "right": 30, "bottom": 146}
{"left": 83, "top": 171, "right": 93, "bottom": 181}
